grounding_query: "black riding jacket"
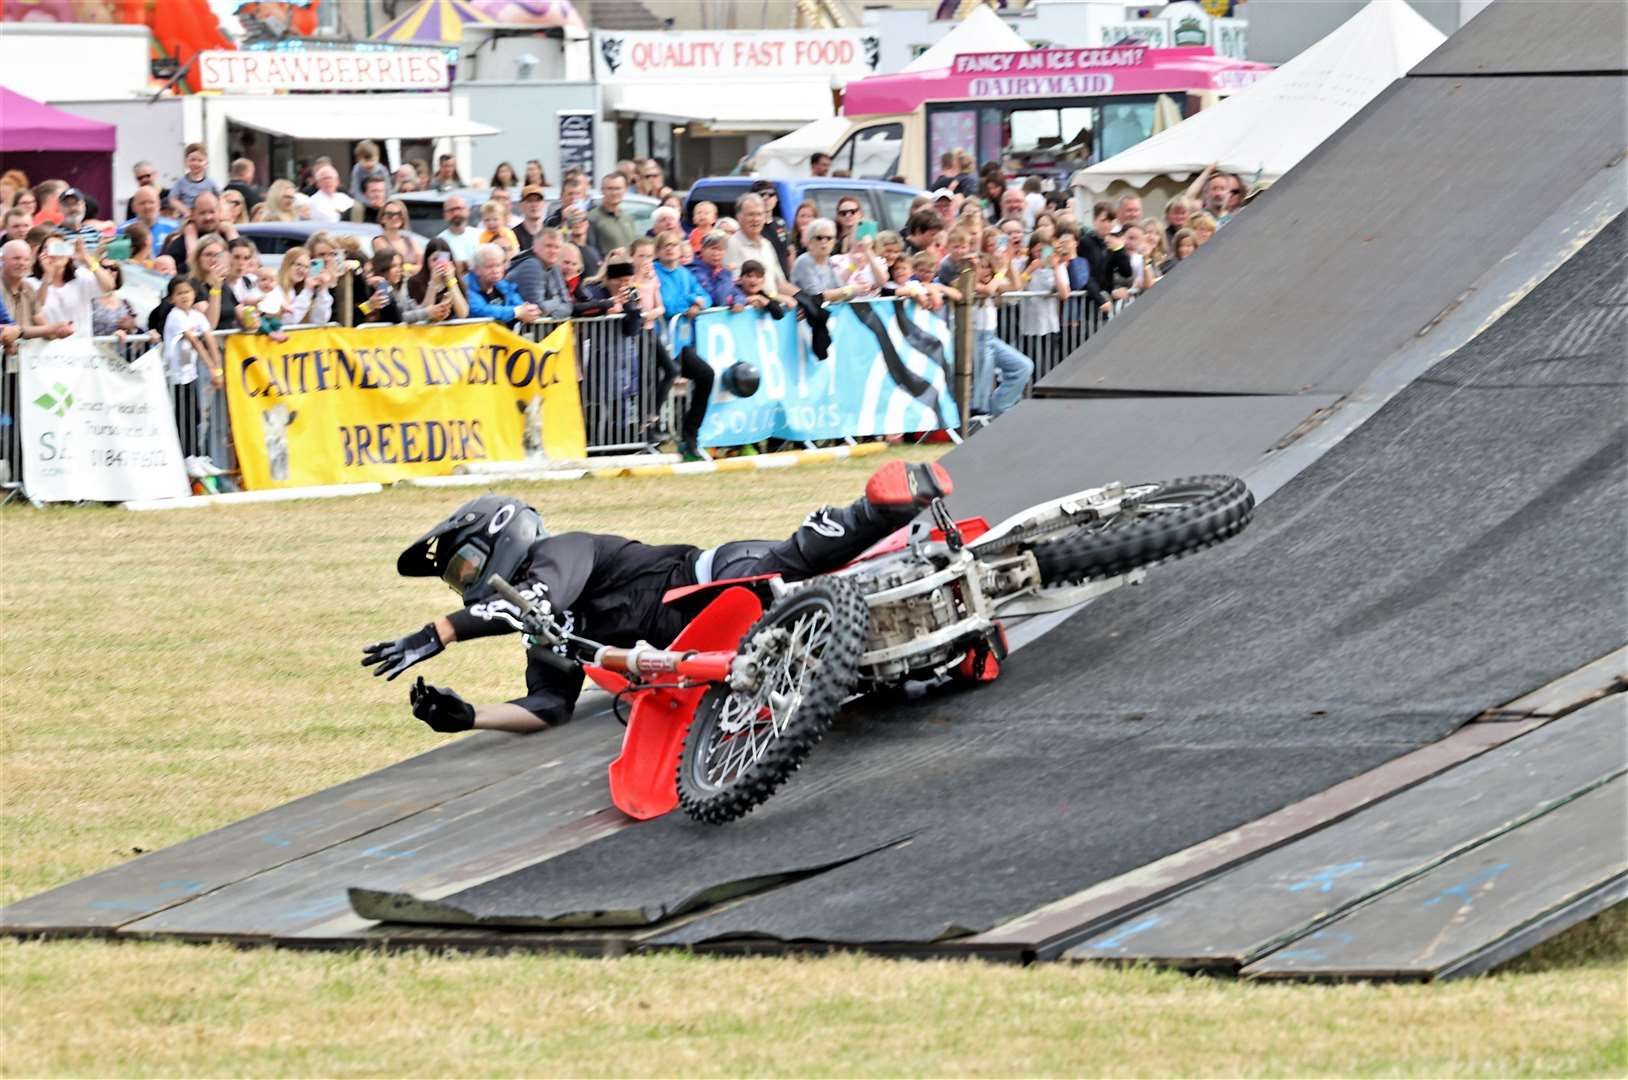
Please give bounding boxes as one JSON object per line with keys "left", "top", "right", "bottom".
{"left": 443, "top": 532, "right": 705, "bottom": 725}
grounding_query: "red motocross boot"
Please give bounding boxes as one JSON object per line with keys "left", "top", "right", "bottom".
{"left": 865, "top": 460, "right": 954, "bottom": 509}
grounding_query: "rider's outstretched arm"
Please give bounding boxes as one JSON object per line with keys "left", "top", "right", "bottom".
{"left": 474, "top": 703, "right": 548, "bottom": 733}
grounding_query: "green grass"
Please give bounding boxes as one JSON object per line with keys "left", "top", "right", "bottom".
{"left": 2, "top": 447, "right": 1625, "bottom": 1077}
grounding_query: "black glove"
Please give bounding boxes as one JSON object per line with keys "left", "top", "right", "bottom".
{"left": 361, "top": 623, "right": 444, "bottom": 681}
{"left": 409, "top": 676, "right": 475, "bottom": 733}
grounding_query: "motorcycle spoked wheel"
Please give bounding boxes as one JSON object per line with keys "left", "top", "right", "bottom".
{"left": 1028, "top": 475, "right": 1255, "bottom": 585}
{"left": 676, "top": 579, "right": 868, "bottom": 825}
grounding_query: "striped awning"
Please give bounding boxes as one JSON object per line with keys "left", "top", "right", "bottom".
{"left": 372, "top": 0, "right": 495, "bottom": 45}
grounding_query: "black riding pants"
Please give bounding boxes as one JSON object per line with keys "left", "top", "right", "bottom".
{"left": 653, "top": 339, "right": 716, "bottom": 443}
{"left": 694, "top": 495, "right": 917, "bottom": 585}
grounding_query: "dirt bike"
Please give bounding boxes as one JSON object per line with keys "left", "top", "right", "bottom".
{"left": 491, "top": 475, "right": 1254, "bottom": 826}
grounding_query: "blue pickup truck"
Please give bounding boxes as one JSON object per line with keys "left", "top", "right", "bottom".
{"left": 683, "top": 177, "right": 925, "bottom": 234}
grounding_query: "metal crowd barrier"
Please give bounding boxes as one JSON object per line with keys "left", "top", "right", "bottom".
{"left": 0, "top": 293, "right": 1138, "bottom": 495}
{"left": 515, "top": 314, "right": 672, "bottom": 454}
{"left": 985, "top": 291, "right": 1134, "bottom": 383}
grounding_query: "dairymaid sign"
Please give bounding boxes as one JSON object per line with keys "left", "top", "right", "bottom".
{"left": 843, "top": 46, "right": 1272, "bottom": 115}
{"left": 197, "top": 50, "right": 450, "bottom": 93}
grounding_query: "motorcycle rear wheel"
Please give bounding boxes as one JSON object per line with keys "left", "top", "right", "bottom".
{"left": 1029, "top": 475, "right": 1254, "bottom": 585}
{"left": 676, "top": 579, "right": 869, "bottom": 825}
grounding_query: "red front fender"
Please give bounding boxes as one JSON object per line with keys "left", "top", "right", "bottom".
{"left": 606, "top": 586, "right": 764, "bottom": 820}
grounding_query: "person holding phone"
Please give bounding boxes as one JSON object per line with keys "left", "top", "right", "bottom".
{"left": 407, "top": 238, "right": 469, "bottom": 323}
{"left": 837, "top": 223, "right": 888, "bottom": 298}
{"left": 277, "top": 246, "right": 334, "bottom": 327}
{"left": 1015, "top": 234, "right": 1069, "bottom": 363}
{"left": 36, "top": 234, "right": 114, "bottom": 336}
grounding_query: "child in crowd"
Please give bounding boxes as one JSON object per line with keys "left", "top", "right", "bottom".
{"left": 628, "top": 236, "right": 667, "bottom": 330}
{"left": 479, "top": 201, "right": 519, "bottom": 259}
{"left": 882, "top": 254, "right": 922, "bottom": 301}
{"left": 169, "top": 143, "right": 219, "bottom": 210}
{"left": 1170, "top": 227, "right": 1198, "bottom": 266}
{"left": 737, "top": 260, "right": 785, "bottom": 318}
{"left": 970, "top": 253, "right": 1033, "bottom": 422}
{"left": 934, "top": 223, "right": 977, "bottom": 291}
{"left": 162, "top": 276, "right": 226, "bottom": 478}
{"left": 350, "top": 141, "right": 392, "bottom": 200}
{"left": 687, "top": 201, "right": 718, "bottom": 252}
{"left": 240, "top": 265, "right": 291, "bottom": 342}
{"left": 1189, "top": 212, "right": 1219, "bottom": 246}
{"left": 912, "top": 250, "right": 954, "bottom": 309}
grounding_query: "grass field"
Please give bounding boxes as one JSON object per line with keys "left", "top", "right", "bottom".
{"left": 3, "top": 447, "right": 1624, "bottom": 1077}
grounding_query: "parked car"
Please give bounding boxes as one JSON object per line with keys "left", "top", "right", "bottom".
{"left": 396, "top": 188, "right": 662, "bottom": 240}
{"left": 237, "top": 221, "right": 386, "bottom": 268}
{"left": 682, "top": 177, "right": 925, "bottom": 235}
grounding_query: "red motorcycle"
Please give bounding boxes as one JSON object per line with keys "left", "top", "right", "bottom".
{"left": 491, "top": 475, "right": 1253, "bottom": 825}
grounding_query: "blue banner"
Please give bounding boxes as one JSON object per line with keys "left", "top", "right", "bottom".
{"left": 691, "top": 299, "right": 960, "bottom": 447}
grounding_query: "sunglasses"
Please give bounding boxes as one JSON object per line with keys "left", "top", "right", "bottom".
{"left": 837, "top": 207, "right": 859, "bottom": 216}
{"left": 382, "top": 211, "right": 403, "bottom": 219}
{"left": 811, "top": 233, "right": 836, "bottom": 241}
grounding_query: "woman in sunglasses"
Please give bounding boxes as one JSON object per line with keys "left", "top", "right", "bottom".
{"left": 376, "top": 199, "right": 423, "bottom": 266}
{"left": 832, "top": 196, "right": 864, "bottom": 253}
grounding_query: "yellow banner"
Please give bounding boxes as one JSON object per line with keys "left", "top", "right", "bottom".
{"left": 224, "top": 322, "right": 585, "bottom": 489}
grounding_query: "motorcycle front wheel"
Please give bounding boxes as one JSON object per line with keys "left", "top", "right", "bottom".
{"left": 1028, "top": 475, "right": 1254, "bottom": 585}
{"left": 676, "top": 579, "right": 868, "bottom": 825}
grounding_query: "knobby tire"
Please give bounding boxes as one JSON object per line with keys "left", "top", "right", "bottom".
{"left": 676, "top": 579, "right": 869, "bottom": 825}
{"left": 1029, "top": 475, "right": 1254, "bottom": 585}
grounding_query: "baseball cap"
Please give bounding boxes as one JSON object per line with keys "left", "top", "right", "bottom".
{"left": 931, "top": 188, "right": 955, "bottom": 202}
{"left": 750, "top": 178, "right": 776, "bottom": 195}
{"left": 60, "top": 187, "right": 85, "bottom": 202}
{"left": 520, "top": 184, "right": 546, "bottom": 200}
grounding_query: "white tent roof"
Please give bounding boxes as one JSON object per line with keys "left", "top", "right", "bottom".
{"left": 1076, "top": 0, "right": 1445, "bottom": 191}
{"left": 903, "top": 5, "right": 1029, "bottom": 73}
{"left": 752, "top": 115, "right": 854, "bottom": 175}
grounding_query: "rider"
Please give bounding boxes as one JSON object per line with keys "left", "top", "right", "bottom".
{"left": 362, "top": 460, "right": 953, "bottom": 734}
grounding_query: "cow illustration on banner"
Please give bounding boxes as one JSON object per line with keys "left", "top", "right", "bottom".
{"left": 224, "top": 322, "right": 585, "bottom": 489}
{"left": 694, "top": 299, "right": 958, "bottom": 447}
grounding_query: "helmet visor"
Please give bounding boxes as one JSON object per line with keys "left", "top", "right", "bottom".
{"left": 441, "top": 540, "right": 488, "bottom": 594}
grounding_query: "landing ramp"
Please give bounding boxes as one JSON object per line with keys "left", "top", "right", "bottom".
{"left": 1034, "top": 74, "right": 1626, "bottom": 396}
{"left": 344, "top": 214, "right": 1627, "bottom": 949}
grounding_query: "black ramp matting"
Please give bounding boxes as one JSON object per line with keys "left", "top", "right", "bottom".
{"left": 1243, "top": 775, "right": 1628, "bottom": 981}
{"left": 0, "top": 725, "right": 591, "bottom": 932}
{"left": 1036, "top": 75, "right": 1627, "bottom": 395}
{"left": 1412, "top": 0, "right": 1628, "bottom": 76}
{"left": 409, "top": 218, "right": 1628, "bottom": 946}
{"left": 118, "top": 721, "right": 622, "bottom": 938}
{"left": 941, "top": 395, "right": 1336, "bottom": 526}
{"left": 1068, "top": 697, "right": 1627, "bottom": 968}
{"left": 409, "top": 814, "right": 915, "bottom": 926}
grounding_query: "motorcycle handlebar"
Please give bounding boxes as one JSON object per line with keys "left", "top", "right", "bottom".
{"left": 490, "top": 574, "right": 588, "bottom": 664}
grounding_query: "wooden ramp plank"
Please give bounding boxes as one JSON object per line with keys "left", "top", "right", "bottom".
{"left": 0, "top": 716, "right": 614, "bottom": 934}
{"left": 1243, "top": 777, "right": 1628, "bottom": 981}
{"left": 118, "top": 731, "right": 622, "bottom": 938}
{"left": 1064, "top": 696, "right": 1626, "bottom": 970}
{"left": 1478, "top": 647, "right": 1627, "bottom": 719}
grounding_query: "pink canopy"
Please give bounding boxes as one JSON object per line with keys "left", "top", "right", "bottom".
{"left": 844, "top": 46, "right": 1272, "bottom": 117}
{"left": 0, "top": 88, "right": 116, "bottom": 214}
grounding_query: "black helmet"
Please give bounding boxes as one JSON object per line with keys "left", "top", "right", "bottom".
{"left": 397, "top": 495, "right": 546, "bottom": 602}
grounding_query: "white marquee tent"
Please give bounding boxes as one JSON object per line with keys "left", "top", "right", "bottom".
{"left": 1074, "top": 0, "right": 1445, "bottom": 193}
{"left": 752, "top": 5, "right": 1029, "bottom": 176}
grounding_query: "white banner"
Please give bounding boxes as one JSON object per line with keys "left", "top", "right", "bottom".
{"left": 197, "top": 49, "right": 449, "bottom": 93}
{"left": 19, "top": 341, "right": 189, "bottom": 503}
{"left": 594, "top": 29, "right": 879, "bottom": 83}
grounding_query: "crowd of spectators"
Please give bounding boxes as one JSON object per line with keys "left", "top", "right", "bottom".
{"left": 0, "top": 136, "right": 1250, "bottom": 470}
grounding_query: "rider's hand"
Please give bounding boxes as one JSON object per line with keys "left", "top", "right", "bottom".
{"left": 409, "top": 677, "right": 475, "bottom": 733}
{"left": 362, "top": 623, "right": 444, "bottom": 680}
